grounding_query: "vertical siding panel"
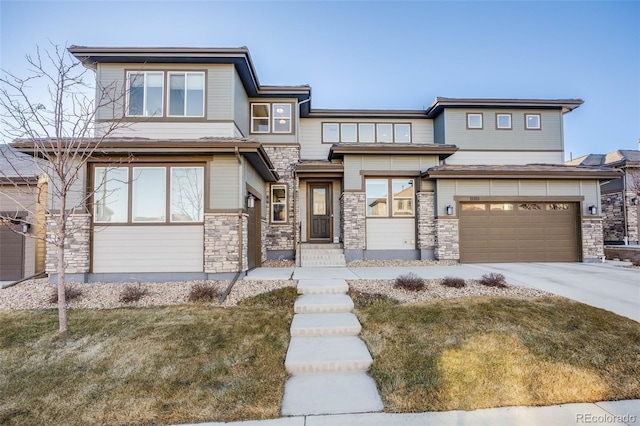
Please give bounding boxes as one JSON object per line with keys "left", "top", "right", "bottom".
{"left": 210, "top": 155, "right": 239, "bottom": 209}
{"left": 208, "top": 65, "right": 233, "bottom": 121}
{"left": 434, "top": 114, "right": 445, "bottom": 144}
{"left": 233, "top": 70, "right": 249, "bottom": 137}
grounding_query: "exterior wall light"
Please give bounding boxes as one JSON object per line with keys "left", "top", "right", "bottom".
{"left": 446, "top": 204, "right": 454, "bottom": 215}
{"left": 632, "top": 197, "right": 639, "bottom": 206}
{"left": 588, "top": 205, "right": 598, "bottom": 215}
{"left": 21, "top": 222, "right": 31, "bottom": 233}
{"left": 247, "top": 194, "right": 256, "bottom": 209}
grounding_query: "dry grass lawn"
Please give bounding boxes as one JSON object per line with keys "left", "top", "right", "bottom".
{"left": 0, "top": 287, "right": 297, "bottom": 426}
{"left": 356, "top": 296, "right": 640, "bottom": 412}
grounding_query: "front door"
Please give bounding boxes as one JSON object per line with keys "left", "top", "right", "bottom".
{"left": 309, "top": 183, "right": 331, "bottom": 241}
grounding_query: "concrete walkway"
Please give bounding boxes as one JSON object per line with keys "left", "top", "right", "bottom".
{"left": 178, "top": 399, "right": 640, "bottom": 425}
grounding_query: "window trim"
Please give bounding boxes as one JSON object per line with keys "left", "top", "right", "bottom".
{"left": 250, "top": 102, "right": 295, "bottom": 135}
{"left": 525, "top": 113, "right": 541, "bottom": 130}
{"left": 495, "top": 113, "right": 512, "bottom": 130}
{"left": 126, "top": 71, "right": 165, "bottom": 117}
{"left": 270, "top": 184, "right": 288, "bottom": 224}
{"left": 92, "top": 163, "right": 205, "bottom": 225}
{"left": 467, "top": 113, "right": 483, "bottom": 129}
{"left": 166, "top": 71, "right": 205, "bottom": 118}
{"left": 251, "top": 103, "right": 271, "bottom": 133}
{"left": 272, "top": 103, "right": 292, "bottom": 134}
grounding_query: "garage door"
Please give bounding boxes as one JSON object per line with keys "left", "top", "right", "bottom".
{"left": 0, "top": 224, "right": 24, "bottom": 280}
{"left": 459, "top": 202, "right": 580, "bottom": 263}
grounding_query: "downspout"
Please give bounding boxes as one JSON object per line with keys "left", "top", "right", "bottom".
{"left": 295, "top": 98, "right": 311, "bottom": 265}
{"left": 235, "top": 147, "right": 244, "bottom": 271}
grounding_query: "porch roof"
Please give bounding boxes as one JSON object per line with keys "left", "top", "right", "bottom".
{"left": 424, "top": 164, "right": 622, "bottom": 180}
{"left": 295, "top": 161, "right": 344, "bottom": 177}
{"left": 328, "top": 143, "right": 458, "bottom": 160}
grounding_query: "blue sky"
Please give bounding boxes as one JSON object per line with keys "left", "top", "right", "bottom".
{"left": 1, "top": 0, "right": 638, "bottom": 159}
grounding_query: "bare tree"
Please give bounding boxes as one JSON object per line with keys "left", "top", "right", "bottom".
{"left": 0, "top": 44, "right": 129, "bottom": 332}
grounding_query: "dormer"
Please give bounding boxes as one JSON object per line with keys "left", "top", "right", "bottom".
{"left": 425, "top": 98, "right": 583, "bottom": 165}
{"left": 68, "top": 46, "right": 310, "bottom": 140}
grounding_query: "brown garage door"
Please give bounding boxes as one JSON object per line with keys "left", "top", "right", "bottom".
{"left": 0, "top": 224, "right": 24, "bottom": 280}
{"left": 459, "top": 202, "right": 580, "bottom": 263}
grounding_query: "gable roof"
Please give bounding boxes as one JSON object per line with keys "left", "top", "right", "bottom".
{"left": 0, "top": 144, "right": 42, "bottom": 183}
{"left": 567, "top": 150, "right": 640, "bottom": 167}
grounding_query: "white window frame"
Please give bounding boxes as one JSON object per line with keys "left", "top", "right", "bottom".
{"left": 341, "top": 123, "right": 357, "bottom": 142}
{"left": 251, "top": 103, "right": 271, "bottom": 133}
{"left": 496, "top": 113, "right": 512, "bottom": 130}
{"left": 525, "top": 113, "right": 541, "bottom": 130}
{"left": 377, "top": 124, "right": 393, "bottom": 142}
{"left": 394, "top": 124, "right": 411, "bottom": 142}
{"left": 272, "top": 104, "right": 292, "bottom": 133}
{"left": 167, "top": 72, "right": 205, "bottom": 117}
{"left": 322, "top": 123, "right": 339, "bottom": 143}
{"left": 126, "top": 71, "right": 164, "bottom": 117}
{"left": 271, "top": 184, "right": 287, "bottom": 223}
{"left": 359, "top": 123, "right": 375, "bottom": 142}
{"left": 467, "top": 113, "right": 483, "bottom": 129}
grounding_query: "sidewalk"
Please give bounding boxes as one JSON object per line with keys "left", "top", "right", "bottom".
{"left": 179, "top": 399, "right": 640, "bottom": 425}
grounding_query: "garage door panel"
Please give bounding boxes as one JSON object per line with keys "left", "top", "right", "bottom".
{"left": 0, "top": 226, "right": 24, "bottom": 280}
{"left": 460, "top": 202, "right": 579, "bottom": 263}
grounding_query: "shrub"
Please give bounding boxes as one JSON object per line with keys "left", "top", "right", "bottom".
{"left": 348, "top": 288, "right": 399, "bottom": 308}
{"left": 49, "top": 285, "right": 83, "bottom": 303}
{"left": 442, "top": 276, "right": 466, "bottom": 288}
{"left": 479, "top": 273, "right": 507, "bottom": 288}
{"left": 188, "top": 283, "right": 221, "bottom": 303}
{"left": 119, "top": 284, "right": 149, "bottom": 303}
{"left": 394, "top": 272, "right": 425, "bottom": 291}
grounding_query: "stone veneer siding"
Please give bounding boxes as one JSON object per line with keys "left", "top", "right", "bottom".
{"left": 341, "top": 192, "right": 366, "bottom": 250}
{"left": 435, "top": 218, "right": 459, "bottom": 261}
{"left": 417, "top": 192, "right": 436, "bottom": 259}
{"left": 45, "top": 214, "right": 90, "bottom": 274}
{"left": 204, "top": 212, "right": 248, "bottom": 273}
{"left": 602, "top": 191, "right": 639, "bottom": 244}
{"left": 263, "top": 146, "right": 299, "bottom": 255}
{"left": 581, "top": 216, "right": 604, "bottom": 262}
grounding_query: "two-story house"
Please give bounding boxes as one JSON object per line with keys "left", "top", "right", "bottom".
{"left": 11, "top": 46, "right": 621, "bottom": 283}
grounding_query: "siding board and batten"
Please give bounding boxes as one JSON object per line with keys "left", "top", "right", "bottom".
{"left": 209, "top": 156, "right": 239, "bottom": 209}
{"left": 366, "top": 218, "right": 415, "bottom": 250}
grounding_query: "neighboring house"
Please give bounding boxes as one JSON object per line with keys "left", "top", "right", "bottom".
{"left": 11, "top": 46, "right": 621, "bottom": 283}
{"left": 0, "top": 144, "right": 46, "bottom": 281}
{"left": 567, "top": 148, "right": 640, "bottom": 245}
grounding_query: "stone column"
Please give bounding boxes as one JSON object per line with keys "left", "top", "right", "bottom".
{"left": 435, "top": 218, "right": 459, "bottom": 261}
{"left": 204, "top": 212, "right": 247, "bottom": 273}
{"left": 625, "top": 191, "right": 639, "bottom": 244}
{"left": 417, "top": 192, "right": 436, "bottom": 260}
{"left": 341, "top": 192, "right": 366, "bottom": 261}
{"left": 601, "top": 192, "right": 624, "bottom": 242}
{"left": 45, "top": 213, "right": 91, "bottom": 280}
{"left": 581, "top": 216, "right": 604, "bottom": 262}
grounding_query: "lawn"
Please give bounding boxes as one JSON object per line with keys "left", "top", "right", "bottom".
{"left": 355, "top": 295, "right": 640, "bottom": 412}
{"left": 0, "top": 287, "right": 297, "bottom": 426}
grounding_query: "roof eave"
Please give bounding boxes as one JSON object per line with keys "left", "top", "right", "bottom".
{"left": 425, "top": 97, "right": 584, "bottom": 118}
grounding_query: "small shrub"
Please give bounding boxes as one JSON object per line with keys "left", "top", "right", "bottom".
{"left": 394, "top": 272, "right": 425, "bottom": 291}
{"left": 349, "top": 288, "right": 399, "bottom": 308}
{"left": 479, "top": 273, "right": 507, "bottom": 288}
{"left": 119, "top": 284, "right": 149, "bottom": 303}
{"left": 188, "top": 283, "right": 221, "bottom": 303}
{"left": 48, "top": 285, "right": 83, "bottom": 303}
{"left": 442, "top": 276, "right": 466, "bottom": 288}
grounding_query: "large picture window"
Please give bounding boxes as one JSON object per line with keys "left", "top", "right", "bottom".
{"left": 168, "top": 72, "right": 204, "bottom": 117}
{"left": 271, "top": 184, "right": 287, "bottom": 223}
{"left": 366, "top": 178, "right": 415, "bottom": 217}
{"left": 127, "top": 72, "right": 164, "bottom": 117}
{"left": 93, "top": 165, "right": 204, "bottom": 224}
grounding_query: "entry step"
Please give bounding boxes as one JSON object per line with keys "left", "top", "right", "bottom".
{"left": 294, "top": 294, "right": 354, "bottom": 314}
{"left": 285, "top": 336, "right": 373, "bottom": 374}
{"left": 290, "top": 313, "right": 362, "bottom": 337}
{"left": 297, "top": 279, "right": 349, "bottom": 295}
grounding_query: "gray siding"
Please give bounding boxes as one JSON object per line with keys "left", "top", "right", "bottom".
{"left": 233, "top": 70, "right": 249, "bottom": 137}
{"left": 445, "top": 151, "right": 564, "bottom": 165}
{"left": 436, "top": 178, "right": 600, "bottom": 216}
{"left": 47, "top": 161, "right": 86, "bottom": 211}
{"left": 92, "top": 225, "right": 203, "bottom": 273}
{"left": 244, "top": 160, "right": 267, "bottom": 218}
{"left": 443, "top": 109, "right": 563, "bottom": 151}
{"left": 209, "top": 155, "right": 240, "bottom": 209}
{"left": 434, "top": 113, "right": 445, "bottom": 144}
{"left": 344, "top": 155, "right": 440, "bottom": 191}
{"left": 366, "top": 218, "right": 415, "bottom": 249}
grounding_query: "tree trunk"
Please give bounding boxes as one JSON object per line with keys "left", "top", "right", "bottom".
{"left": 56, "top": 213, "right": 68, "bottom": 333}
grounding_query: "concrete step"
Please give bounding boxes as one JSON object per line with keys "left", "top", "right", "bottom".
{"left": 294, "top": 294, "right": 354, "bottom": 314}
{"left": 281, "top": 372, "right": 384, "bottom": 416}
{"left": 285, "top": 336, "right": 373, "bottom": 374}
{"left": 291, "top": 313, "right": 362, "bottom": 337}
{"left": 301, "top": 243, "right": 343, "bottom": 250}
{"left": 300, "top": 260, "right": 347, "bottom": 267}
{"left": 297, "top": 279, "right": 349, "bottom": 295}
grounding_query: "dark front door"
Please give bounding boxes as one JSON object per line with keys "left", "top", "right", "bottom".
{"left": 246, "top": 198, "right": 261, "bottom": 270}
{"left": 309, "top": 184, "right": 331, "bottom": 241}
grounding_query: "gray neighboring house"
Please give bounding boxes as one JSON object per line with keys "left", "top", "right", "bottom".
{"left": 0, "top": 144, "right": 46, "bottom": 280}
{"left": 567, "top": 148, "right": 640, "bottom": 245}
{"left": 10, "top": 46, "right": 623, "bottom": 283}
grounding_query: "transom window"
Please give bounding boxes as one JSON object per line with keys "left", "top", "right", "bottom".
{"left": 525, "top": 114, "right": 541, "bottom": 129}
{"left": 467, "top": 113, "right": 483, "bottom": 129}
{"left": 496, "top": 113, "right": 512, "bottom": 129}
{"left": 271, "top": 184, "right": 287, "bottom": 223}
{"left": 322, "top": 122, "right": 412, "bottom": 143}
{"left": 366, "top": 178, "right": 415, "bottom": 217}
{"left": 94, "top": 165, "right": 204, "bottom": 224}
{"left": 251, "top": 103, "right": 292, "bottom": 133}
{"left": 168, "top": 72, "right": 204, "bottom": 117}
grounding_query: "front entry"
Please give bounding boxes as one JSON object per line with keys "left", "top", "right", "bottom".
{"left": 309, "top": 183, "right": 331, "bottom": 241}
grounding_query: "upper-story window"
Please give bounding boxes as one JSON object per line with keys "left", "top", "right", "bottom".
{"left": 168, "top": 72, "right": 205, "bottom": 117}
{"left": 525, "top": 114, "right": 541, "bottom": 130}
{"left": 128, "top": 72, "right": 164, "bottom": 117}
{"left": 251, "top": 103, "right": 292, "bottom": 133}
{"left": 496, "top": 113, "right": 512, "bottom": 129}
{"left": 467, "top": 113, "right": 483, "bottom": 129}
{"left": 322, "top": 122, "right": 412, "bottom": 143}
